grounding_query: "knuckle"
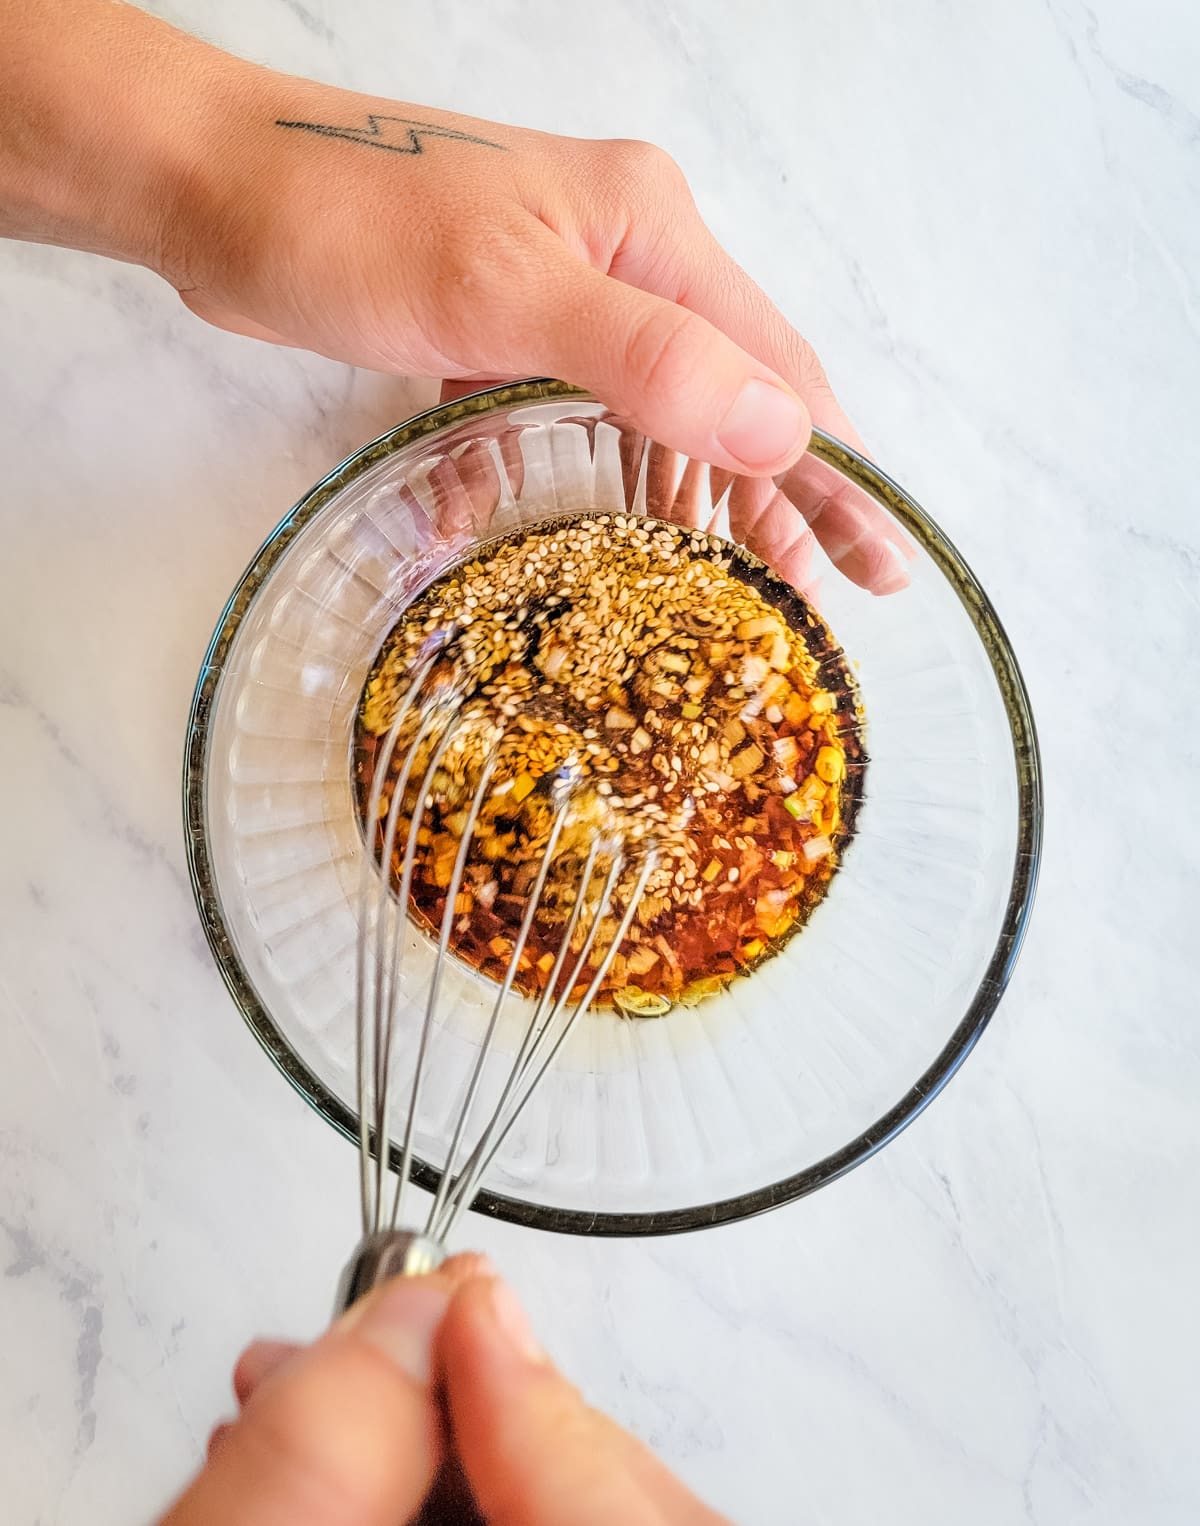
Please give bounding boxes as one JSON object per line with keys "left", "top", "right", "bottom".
{"left": 623, "top": 304, "right": 705, "bottom": 394}
{"left": 603, "top": 137, "right": 690, "bottom": 204}
{"left": 786, "top": 334, "right": 832, "bottom": 395}
{"left": 616, "top": 136, "right": 676, "bottom": 175}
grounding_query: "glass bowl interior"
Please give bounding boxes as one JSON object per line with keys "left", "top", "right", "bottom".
{"left": 184, "top": 381, "right": 1041, "bottom": 1234}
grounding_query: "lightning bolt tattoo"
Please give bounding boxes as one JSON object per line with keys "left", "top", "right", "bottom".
{"left": 274, "top": 113, "right": 508, "bottom": 156}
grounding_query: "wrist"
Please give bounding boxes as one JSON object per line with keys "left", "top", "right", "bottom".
{"left": 0, "top": 2, "right": 259, "bottom": 279}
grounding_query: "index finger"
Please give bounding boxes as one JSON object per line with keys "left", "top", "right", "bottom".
{"left": 614, "top": 202, "right": 913, "bottom": 592}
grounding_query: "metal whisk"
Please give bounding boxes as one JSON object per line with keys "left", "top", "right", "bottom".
{"left": 336, "top": 645, "right": 656, "bottom": 1313}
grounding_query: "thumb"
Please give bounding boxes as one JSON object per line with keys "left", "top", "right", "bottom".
{"left": 502, "top": 236, "right": 811, "bottom": 478}
{"left": 439, "top": 1277, "right": 729, "bottom": 1525}
{"left": 161, "top": 1278, "right": 453, "bottom": 1526}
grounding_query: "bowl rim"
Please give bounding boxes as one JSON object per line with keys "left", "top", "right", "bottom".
{"left": 183, "top": 379, "right": 1043, "bottom": 1237}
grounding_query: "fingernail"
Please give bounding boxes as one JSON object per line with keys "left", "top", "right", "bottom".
{"left": 717, "top": 379, "right": 808, "bottom": 471}
{"left": 343, "top": 1281, "right": 451, "bottom": 1385}
{"left": 488, "top": 1280, "right": 545, "bottom": 1364}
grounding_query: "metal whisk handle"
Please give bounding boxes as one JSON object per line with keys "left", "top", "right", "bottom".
{"left": 335, "top": 1230, "right": 447, "bottom": 1315}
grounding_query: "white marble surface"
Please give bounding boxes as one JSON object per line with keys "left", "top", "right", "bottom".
{"left": 2, "top": 2, "right": 1198, "bottom": 1522}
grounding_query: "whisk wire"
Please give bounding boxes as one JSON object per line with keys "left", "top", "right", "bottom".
{"left": 389, "top": 704, "right": 489, "bottom": 1234}
{"left": 391, "top": 733, "right": 499, "bottom": 1233}
{"left": 427, "top": 833, "right": 608, "bottom": 1235}
{"left": 353, "top": 657, "right": 659, "bottom": 1258}
{"left": 426, "top": 800, "right": 571, "bottom": 1233}
{"left": 434, "top": 849, "right": 655, "bottom": 1244}
{"left": 355, "top": 646, "right": 441, "bottom": 1234}
{"left": 372, "top": 697, "right": 449, "bottom": 1232}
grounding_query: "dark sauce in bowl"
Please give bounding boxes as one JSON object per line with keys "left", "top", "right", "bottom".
{"left": 353, "top": 513, "right": 865, "bottom": 1013}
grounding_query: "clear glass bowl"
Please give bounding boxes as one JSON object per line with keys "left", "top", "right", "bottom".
{"left": 184, "top": 381, "right": 1041, "bottom": 1234}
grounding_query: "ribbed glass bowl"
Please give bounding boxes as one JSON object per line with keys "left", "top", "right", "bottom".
{"left": 184, "top": 380, "right": 1041, "bottom": 1234}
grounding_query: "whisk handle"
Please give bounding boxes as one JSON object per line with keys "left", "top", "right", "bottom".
{"left": 335, "top": 1230, "right": 446, "bottom": 1314}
